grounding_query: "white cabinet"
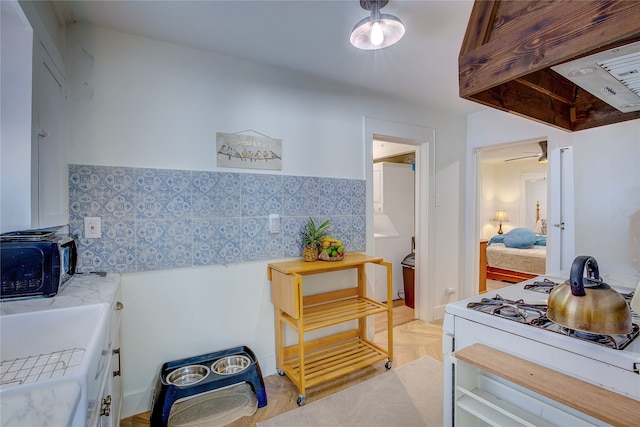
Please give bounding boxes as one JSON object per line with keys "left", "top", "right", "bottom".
{"left": 373, "top": 162, "right": 415, "bottom": 303}
{"left": 454, "top": 344, "right": 631, "bottom": 427}
{"left": 373, "top": 167, "right": 383, "bottom": 213}
{"left": 97, "top": 288, "right": 123, "bottom": 427}
{"left": 374, "top": 235, "right": 412, "bottom": 302}
{"left": 33, "top": 41, "right": 69, "bottom": 228}
{"left": 372, "top": 162, "right": 414, "bottom": 236}
{"left": 0, "top": 1, "right": 68, "bottom": 232}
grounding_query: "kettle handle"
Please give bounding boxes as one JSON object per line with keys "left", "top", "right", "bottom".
{"left": 569, "top": 256, "right": 600, "bottom": 296}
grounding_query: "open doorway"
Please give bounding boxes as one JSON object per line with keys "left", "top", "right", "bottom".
{"left": 364, "top": 117, "right": 436, "bottom": 323}
{"left": 372, "top": 138, "right": 416, "bottom": 323}
{"left": 476, "top": 139, "right": 549, "bottom": 293}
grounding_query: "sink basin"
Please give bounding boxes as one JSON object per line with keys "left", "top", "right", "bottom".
{"left": 1, "top": 303, "right": 107, "bottom": 359}
{"left": 0, "top": 303, "right": 110, "bottom": 425}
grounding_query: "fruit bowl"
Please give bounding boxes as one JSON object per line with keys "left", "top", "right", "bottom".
{"left": 318, "top": 251, "right": 345, "bottom": 262}
{"left": 318, "top": 237, "right": 345, "bottom": 261}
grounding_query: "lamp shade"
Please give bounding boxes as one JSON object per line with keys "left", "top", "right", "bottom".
{"left": 350, "top": 0, "right": 405, "bottom": 50}
{"left": 492, "top": 210, "right": 509, "bottom": 222}
{"left": 350, "top": 14, "right": 405, "bottom": 50}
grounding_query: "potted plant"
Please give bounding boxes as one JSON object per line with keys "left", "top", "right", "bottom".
{"left": 300, "top": 217, "right": 330, "bottom": 262}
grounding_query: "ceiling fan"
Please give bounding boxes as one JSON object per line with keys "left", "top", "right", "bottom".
{"left": 504, "top": 140, "right": 548, "bottom": 163}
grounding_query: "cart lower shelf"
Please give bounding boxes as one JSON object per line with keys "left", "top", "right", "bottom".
{"left": 281, "top": 337, "right": 391, "bottom": 392}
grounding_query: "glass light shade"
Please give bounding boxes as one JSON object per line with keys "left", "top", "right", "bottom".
{"left": 350, "top": 14, "right": 405, "bottom": 50}
{"left": 492, "top": 210, "right": 509, "bottom": 222}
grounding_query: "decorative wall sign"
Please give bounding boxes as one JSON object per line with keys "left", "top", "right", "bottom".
{"left": 216, "top": 131, "right": 282, "bottom": 170}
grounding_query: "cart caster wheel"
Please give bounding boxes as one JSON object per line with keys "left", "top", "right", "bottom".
{"left": 297, "top": 394, "right": 306, "bottom": 406}
{"left": 277, "top": 369, "right": 285, "bottom": 376}
{"left": 385, "top": 360, "right": 392, "bottom": 370}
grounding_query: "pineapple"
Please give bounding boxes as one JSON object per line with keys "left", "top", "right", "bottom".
{"left": 300, "top": 217, "right": 330, "bottom": 261}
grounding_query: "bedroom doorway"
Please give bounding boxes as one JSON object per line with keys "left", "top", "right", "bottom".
{"left": 476, "top": 139, "right": 549, "bottom": 293}
{"left": 475, "top": 140, "right": 576, "bottom": 295}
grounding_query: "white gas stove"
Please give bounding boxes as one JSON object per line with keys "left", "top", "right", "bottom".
{"left": 443, "top": 274, "right": 640, "bottom": 426}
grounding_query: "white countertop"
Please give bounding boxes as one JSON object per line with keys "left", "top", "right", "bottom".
{"left": 0, "top": 273, "right": 121, "bottom": 427}
{"left": 0, "top": 273, "right": 121, "bottom": 315}
{"left": 1, "top": 381, "right": 81, "bottom": 427}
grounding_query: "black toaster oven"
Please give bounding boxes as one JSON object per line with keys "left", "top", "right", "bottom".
{"left": 0, "top": 226, "right": 78, "bottom": 299}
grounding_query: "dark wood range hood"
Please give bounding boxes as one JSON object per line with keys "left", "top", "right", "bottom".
{"left": 459, "top": 1, "right": 640, "bottom": 132}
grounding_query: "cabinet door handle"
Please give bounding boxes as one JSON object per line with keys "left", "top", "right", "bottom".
{"left": 113, "top": 348, "right": 121, "bottom": 377}
{"left": 100, "top": 395, "right": 112, "bottom": 416}
{"left": 116, "top": 301, "right": 124, "bottom": 311}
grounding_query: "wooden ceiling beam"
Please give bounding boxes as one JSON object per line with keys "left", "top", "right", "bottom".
{"left": 459, "top": 1, "right": 640, "bottom": 131}
{"left": 459, "top": 0, "right": 499, "bottom": 54}
{"left": 515, "top": 69, "right": 574, "bottom": 105}
{"left": 571, "top": 90, "right": 640, "bottom": 132}
{"left": 469, "top": 79, "right": 573, "bottom": 131}
{"left": 460, "top": 1, "right": 640, "bottom": 98}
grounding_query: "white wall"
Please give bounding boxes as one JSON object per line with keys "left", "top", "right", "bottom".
{"left": 479, "top": 162, "right": 497, "bottom": 239}
{"left": 466, "top": 109, "right": 640, "bottom": 298}
{"left": 432, "top": 124, "right": 466, "bottom": 315}
{"left": 571, "top": 120, "right": 640, "bottom": 276}
{"left": 65, "top": 24, "right": 468, "bottom": 417}
{"left": 479, "top": 159, "right": 547, "bottom": 238}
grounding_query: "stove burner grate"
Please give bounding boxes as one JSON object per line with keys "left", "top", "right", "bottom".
{"left": 468, "top": 294, "right": 546, "bottom": 323}
{"left": 468, "top": 295, "right": 640, "bottom": 350}
{"left": 523, "top": 278, "right": 560, "bottom": 294}
{"left": 558, "top": 323, "right": 640, "bottom": 350}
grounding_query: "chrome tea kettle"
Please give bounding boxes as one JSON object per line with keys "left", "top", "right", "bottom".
{"left": 547, "top": 256, "right": 632, "bottom": 335}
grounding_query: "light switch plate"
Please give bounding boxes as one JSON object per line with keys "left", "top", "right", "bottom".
{"left": 84, "top": 217, "right": 102, "bottom": 238}
{"left": 268, "top": 214, "right": 281, "bottom": 234}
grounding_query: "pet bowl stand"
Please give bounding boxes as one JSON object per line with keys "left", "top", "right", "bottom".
{"left": 150, "top": 346, "right": 267, "bottom": 427}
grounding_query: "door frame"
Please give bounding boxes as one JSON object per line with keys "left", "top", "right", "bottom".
{"left": 364, "top": 117, "right": 435, "bottom": 321}
{"left": 469, "top": 136, "right": 571, "bottom": 297}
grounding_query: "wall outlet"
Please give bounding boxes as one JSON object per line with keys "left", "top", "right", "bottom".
{"left": 84, "top": 217, "right": 102, "bottom": 238}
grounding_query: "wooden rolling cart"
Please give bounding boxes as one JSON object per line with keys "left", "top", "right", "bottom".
{"left": 267, "top": 253, "right": 393, "bottom": 405}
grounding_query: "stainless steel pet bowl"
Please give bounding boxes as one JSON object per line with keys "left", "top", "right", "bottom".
{"left": 166, "top": 364, "right": 210, "bottom": 386}
{"left": 211, "top": 355, "right": 251, "bottom": 375}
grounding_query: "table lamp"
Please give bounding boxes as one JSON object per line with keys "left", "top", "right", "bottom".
{"left": 493, "top": 210, "right": 509, "bottom": 234}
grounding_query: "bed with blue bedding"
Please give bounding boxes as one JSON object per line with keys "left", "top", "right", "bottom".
{"left": 485, "top": 228, "right": 547, "bottom": 284}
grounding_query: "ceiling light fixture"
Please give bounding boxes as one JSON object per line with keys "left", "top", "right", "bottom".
{"left": 350, "top": 0, "right": 405, "bottom": 50}
{"left": 537, "top": 141, "right": 548, "bottom": 163}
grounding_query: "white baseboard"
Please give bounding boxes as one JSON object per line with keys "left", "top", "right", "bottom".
{"left": 434, "top": 304, "right": 446, "bottom": 319}
{"left": 121, "top": 388, "right": 153, "bottom": 420}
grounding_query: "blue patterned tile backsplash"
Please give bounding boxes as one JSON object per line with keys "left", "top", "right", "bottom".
{"left": 69, "top": 165, "right": 366, "bottom": 273}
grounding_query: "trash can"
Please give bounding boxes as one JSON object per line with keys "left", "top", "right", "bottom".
{"left": 401, "top": 253, "right": 415, "bottom": 309}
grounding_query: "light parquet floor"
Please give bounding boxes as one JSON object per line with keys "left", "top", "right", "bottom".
{"left": 120, "top": 301, "right": 443, "bottom": 427}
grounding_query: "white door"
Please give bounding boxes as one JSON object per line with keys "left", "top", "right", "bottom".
{"left": 548, "top": 147, "right": 575, "bottom": 272}
{"left": 520, "top": 173, "right": 547, "bottom": 230}
{"left": 35, "top": 43, "right": 68, "bottom": 228}
{"left": 1, "top": 0, "right": 33, "bottom": 233}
